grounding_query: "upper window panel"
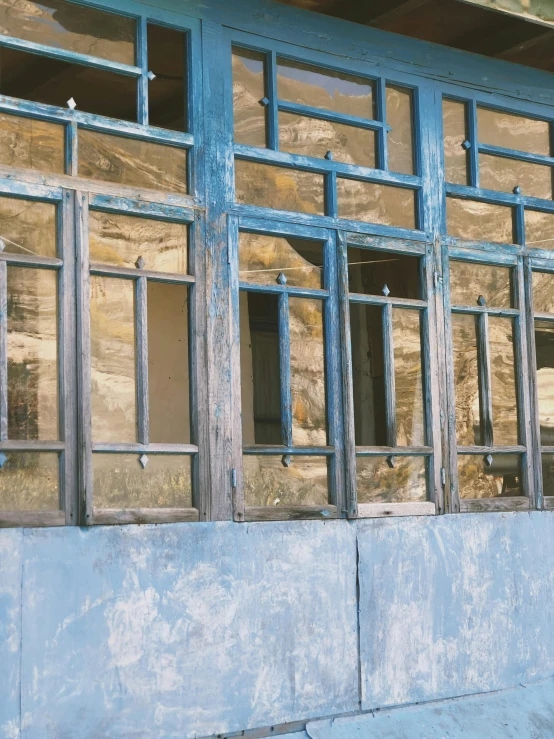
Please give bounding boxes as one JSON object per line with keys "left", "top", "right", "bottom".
{"left": 477, "top": 108, "right": 551, "bottom": 157}
{"left": 147, "top": 23, "right": 187, "bottom": 132}
{"left": 232, "top": 47, "right": 266, "bottom": 147}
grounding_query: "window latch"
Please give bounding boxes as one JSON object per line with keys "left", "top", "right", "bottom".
{"left": 440, "top": 467, "right": 446, "bottom": 487}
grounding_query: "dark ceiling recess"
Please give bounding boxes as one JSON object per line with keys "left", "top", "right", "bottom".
{"left": 276, "top": 0, "right": 554, "bottom": 73}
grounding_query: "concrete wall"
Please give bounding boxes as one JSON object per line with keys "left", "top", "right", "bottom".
{"left": 1, "top": 513, "right": 554, "bottom": 737}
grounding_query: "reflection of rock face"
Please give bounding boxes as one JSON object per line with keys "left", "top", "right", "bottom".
{"left": 357, "top": 456, "right": 426, "bottom": 503}
{"left": 0, "top": 452, "right": 58, "bottom": 510}
{"left": 0, "top": 112, "right": 65, "bottom": 174}
{"left": 447, "top": 198, "right": 514, "bottom": 244}
{"left": 243, "top": 455, "right": 328, "bottom": 506}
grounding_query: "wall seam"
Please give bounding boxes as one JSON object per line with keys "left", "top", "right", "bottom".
{"left": 355, "top": 523, "right": 362, "bottom": 710}
{"left": 18, "top": 529, "right": 24, "bottom": 739}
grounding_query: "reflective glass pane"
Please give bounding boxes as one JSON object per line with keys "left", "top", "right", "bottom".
{"left": 0, "top": 112, "right": 64, "bottom": 173}
{"left": 91, "top": 275, "right": 136, "bottom": 443}
{"left": 7, "top": 267, "right": 58, "bottom": 440}
{"left": 535, "top": 320, "right": 554, "bottom": 445}
{"left": 89, "top": 211, "right": 188, "bottom": 274}
{"left": 443, "top": 98, "right": 468, "bottom": 186}
{"left": 347, "top": 247, "right": 421, "bottom": 299}
{"left": 449, "top": 261, "right": 513, "bottom": 309}
{"left": 458, "top": 454, "right": 521, "bottom": 499}
{"left": 350, "top": 304, "right": 386, "bottom": 446}
{"left": 479, "top": 154, "right": 552, "bottom": 201}
{"left": 147, "top": 24, "right": 186, "bottom": 132}
{"left": 243, "top": 455, "right": 329, "bottom": 506}
{"left": 79, "top": 130, "right": 187, "bottom": 194}
{"left": 240, "top": 292, "right": 281, "bottom": 445}
{"left": 0, "top": 0, "right": 135, "bottom": 65}
{"left": 477, "top": 107, "right": 550, "bottom": 156}
{"left": 148, "top": 282, "right": 190, "bottom": 444}
{"left": 337, "top": 179, "right": 416, "bottom": 229}
{"left": 239, "top": 232, "right": 323, "bottom": 289}
{"left": 452, "top": 313, "right": 480, "bottom": 446}
{"left": 290, "top": 297, "right": 326, "bottom": 446}
{"left": 0, "top": 196, "right": 56, "bottom": 258}
{"left": 235, "top": 160, "right": 324, "bottom": 215}
{"left": 387, "top": 85, "right": 414, "bottom": 175}
{"left": 542, "top": 454, "right": 554, "bottom": 497}
{"left": 526, "top": 210, "right": 554, "bottom": 251}
{"left": 356, "top": 456, "right": 427, "bottom": 503}
{"left": 233, "top": 47, "right": 266, "bottom": 148}
{"left": 276, "top": 58, "right": 374, "bottom": 119}
{"left": 0, "top": 452, "right": 58, "bottom": 510}
{"left": 279, "top": 112, "right": 376, "bottom": 168}
{"left": 447, "top": 198, "right": 514, "bottom": 244}
{"left": 489, "top": 317, "right": 518, "bottom": 446}
{"left": 393, "top": 308, "right": 424, "bottom": 447}
{"left": 532, "top": 272, "right": 554, "bottom": 314}
{"left": 93, "top": 454, "right": 192, "bottom": 509}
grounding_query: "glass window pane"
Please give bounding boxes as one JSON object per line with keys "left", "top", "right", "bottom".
{"left": 290, "top": 297, "right": 326, "bottom": 446}
{"left": 7, "top": 267, "right": 58, "bottom": 440}
{"left": 350, "top": 303, "right": 386, "bottom": 446}
{"left": 542, "top": 454, "right": 554, "bottom": 497}
{"left": 235, "top": 160, "right": 324, "bottom": 215}
{"left": 0, "top": 112, "right": 64, "bottom": 174}
{"left": 276, "top": 58, "right": 374, "bottom": 119}
{"left": 478, "top": 107, "right": 551, "bottom": 157}
{"left": 526, "top": 210, "right": 554, "bottom": 251}
{"left": 0, "top": 196, "right": 56, "bottom": 258}
{"left": 0, "top": 452, "right": 59, "bottom": 510}
{"left": 89, "top": 212, "right": 188, "bottom": 274}
{"left": 240, "top": 292, "right": 281, "bottom": 445}
{"left": 347, "top": 247, "right": 421, "bottom": 299}
{"left": 79, "top": 130, "right": 187, "bottom": 194}
{"left": 93, "top": 454, "right": 192, "bottom": 509}
{"left": 452, "top": 313, "right": 480, "bottom": 446}
{"left": 356, "top": 455, "right": 427, "bottom": 503}
{"left": 91, "top": 275, "right": 136, "bottom": 443}
{"left": 489, "top": 317, "right": 518, "bottom": 446}
{"left": 233, "top": 47, "right": 266, "bottom": 148}
{"left": 458, "top": 454, "right": 521, "bottom": 499}
{"left": 443, "top": 98, "right": 468, "bottom": 186}
{"left": 279, "top": 112, "right": 376, "bottom": 168}
{"left": 239, "top": 232, "right": 323, "bottom": 289}
{"left": 148, "top": 282, "right": 190, "bottom": 444}
{"left": 447, "top": 198, "right": 514, "bottom": 244}
{"left": 0, "top": 0, "right": 135, "bottom": 65}
{"left": 147, "top": 24, "right": 186, "bottom": 132}
{"left": 393, "top": 308, "right": 424, "bottom": 447}
{"left": 337, "top": 179, "right": 416, "bottom": 229}
{"left": 532, "top": 272, "right": 554, "bottom": 314}
{"left": 535, "top": 320, "right": 554, "bottom": 445}
{"left": 387, "top": 85, "right": 414, "bottom": 175}
{"left": 449, "top": 261, "right": 513, "bottom": 309}
{"left": 243, "top": 455, "right": 329, "bottom": 506}
{"left": 479, "top": 154, "right": 552, "bottom": 201}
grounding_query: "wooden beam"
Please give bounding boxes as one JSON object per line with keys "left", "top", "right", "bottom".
{"left": 497, "top": 30, "right": 554, "bottom": 58}
{"left": 369, "top": 0, "right": 434, "bottom": 26}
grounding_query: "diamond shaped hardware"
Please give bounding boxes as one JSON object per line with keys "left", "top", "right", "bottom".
{"left": 461, "top": 139, "right": 472, "bottom": 150}
{"left": 139, "top": 454, "right": 149, "bottom": 469}
{"left": 382, "top": 284, "right": 390, "bottom": 297}
{"left": 386, "top": 124, "right": 393, "bottom": 133}
{"left": 277, "top": 272, "right": 287, "bottom": 285}
{"left": 325, "top": 150, "right": 334, "bottom": 160}
{"left": 281, "top": 454, "right": 291, "bottom": 468}
{"left": 513, "top": 185, "right": 522, "bottom": 195}
{"left": 259, "top": 96, "right": 270, "bottom": 107}
{"left": 386, "top": 455, "right": 396, "bottom": 469}
{"left": 67, "top": 97, "right": 77, "bottom": 110}
{"left": 147, "top": 70, "right": 156, "bottom": 81}
{"left": 0, "top": 452, "right": 6, "bottom": 469}
{"left": 0, "top": 239, "right": 5, "bottom": 252}
{"left": 485, "top": 454, "right": 493, "bottom": 467}
{"left": 477, "top": 295, "right": 487, "bottom": 306}
{"left": 135, "top": 256, "right": 145, "bottom": 270}
{"left": 321, "top": 509, "right": 330, "bottom": 517}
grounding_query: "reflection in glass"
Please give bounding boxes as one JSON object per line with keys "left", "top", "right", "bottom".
{"left": 91, "top": 276, "right": 136, "bottom": 443}
{"left": 393, "top": 309, "right": 424, "bottom": 447}
{"left": 443, "top": 98, "right": 468, "bottom": 186}
{"left": 233, "top": 47, "right": 266, "bottom": 148}
{"left": 452, "top": 313, "right": 480, "bottom": 446}
{"left": 7, "top": 267, "right": 58, "bottom": 440}
{"left": 279, "top": 112, "right": 376, "bottom": 168}
{"left": 489, "top": 317, "right": 518, "bottom": 446}
{"left": 0, "top": 0, "right": 136, "bottom": 65}
{"left": 337, "top": 179, "right": 416, "bottom": 229}
{"left": 79, "top": 130, "right": 187, "bottom": 194}
{"left": 534, "top": 320, "right": 554, "bottom": 445}
{"left": 239, "top": 232, "right": 323, "bottom": 289}
{"left": 243, "top": 455, "right": 329, "bottom": 506}
{"left": 449, "top": 261, "right": 513, "bottom": 309}
{"left": 0, "top": 452, "right": 59, "bottom": 510}
{"left": 356, "top": 456, "right": 427, "bottom": 503}
{"left": 347, "top": 247, "right": 420, "bottom": 299}
{"left": 240, "top": 292, "right": 281, "bottom": 445}
{"left": 526, "top": 210, "right": 554, "bottom": 251}
{"left": 541, "top": 454, "right": 554, "bottom": 497}
{"left": 0, "top": 112, "right": 65, "bottom": 174}
{"left": 447, "top": 198, "right": 514, "bottom": 244}
{"left": 276, "top": 58, "right": 374, "bottom": 119}
{"left": 479, "top": 154, "right": 552, "bottom": 201}
{"left": 93, "top": 454, "right": 192, "bottom": 509}
{"left": 532, "top": 272, "right": 554, "bottom": 314}
{"left": 290, "top": 297, "right": 326, "bottom": 446}
{"left": 477, "top": 107, "right": 551, "bottom": 157}
{"left": 386, "top": 85, "right": 414, "bottom": 175}
{"left": 147, "top": 24, "right": 186, "bottom": 132}
{"left": 0, "top": 196, "right": 56, "bottom": 258}
{"left": 458, "top": 454, "right": 521, "bottom": 499}
{"left": 148, "top": 282, "right": 190, "bottom": 444}
{"left": 235, "top": 160, "right": 324, "bottom": 215}
{"left": 89, "top": 212, "right": 188, "bottom": 274}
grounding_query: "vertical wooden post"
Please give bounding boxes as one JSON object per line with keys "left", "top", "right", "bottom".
{"left": 136, "top": 275, "right": 150, "bottom": 447}
{"left": 0, "top": 259, "right": 7, "bottom": 442}
{"left": 279, "top": 291, "right": 293, "bottom": 447}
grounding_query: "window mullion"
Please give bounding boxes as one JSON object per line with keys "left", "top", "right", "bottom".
{"left": 477, "top": 311, "right": 494, "bottom": 448}
{"left": 136, "top": 275, "right": 150, "bottom": 447}
{"left": 278, "top": 291, "right": 293, "bottom": 447}
{"left": 137, "top": 15, "right": 149, "bottom": 127}
{"left": 0, "top": 259, "right": 7, "bottom": 442}
{"left": 382, "top": 302, "right": 397, "bottom": 449}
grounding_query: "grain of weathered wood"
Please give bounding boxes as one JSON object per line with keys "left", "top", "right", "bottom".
{"left": 136, "top": 276, "right": 150, "bottom": 447}
{"left": 278, "top": 291, "right": 293, "bottom": 448}
{"left": 93, "top": 508, "right": 200, "bottom": 525}
{"left": 244, "top": 505, "right": 338, "bottom": 521}
{"left": 459, "top": 496, "right": 530, "bottom": 512}
{"left": 90, "top": 265, "right": 195, "bottom": 284}
{"left": 0, "top": 260, "right": 6, "bottom": 442}
{"left": 0, "top": 511, "right": 65, "bottom": 527}
{"left": 357, "top": 501, "right": 436, "bottom": 518}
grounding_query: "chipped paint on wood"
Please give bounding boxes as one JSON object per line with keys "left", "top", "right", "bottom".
{"left": 0, "top": 529, "right": 22, "bottom": 739}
